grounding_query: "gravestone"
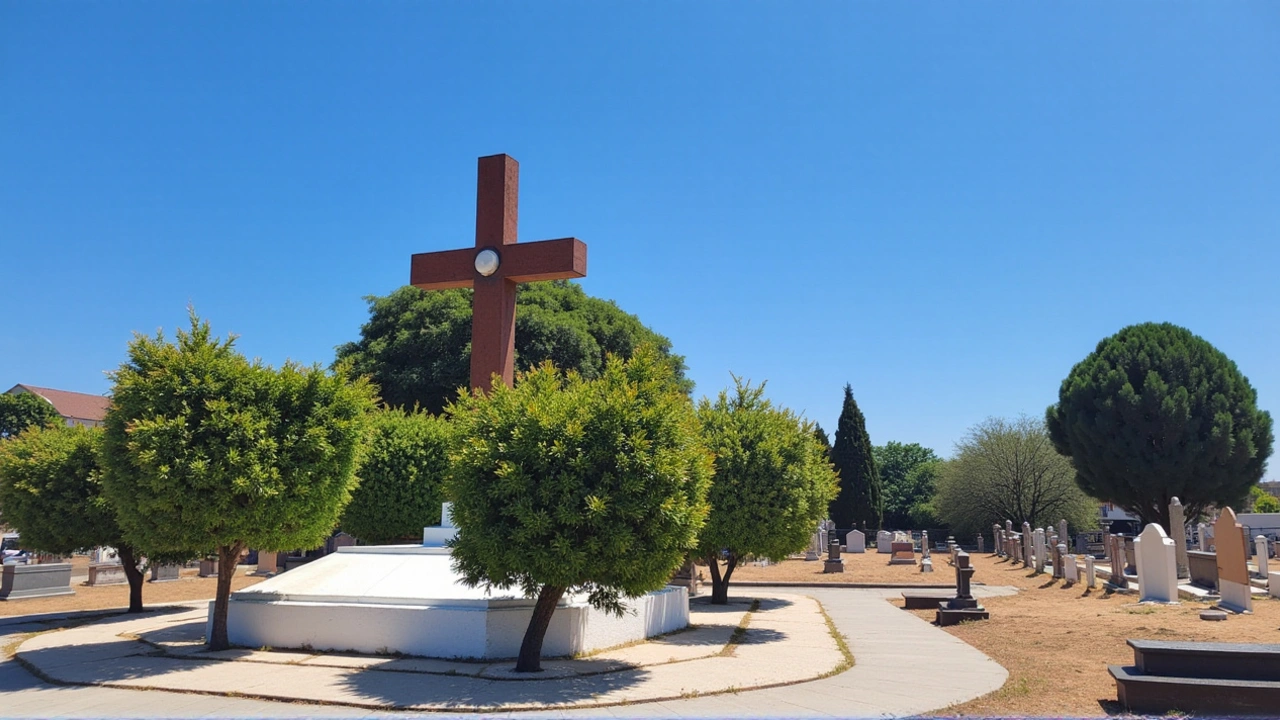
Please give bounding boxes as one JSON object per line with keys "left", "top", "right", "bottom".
{"left": 936, "top": 550, "right": 988, "bottom": 625}
{"left": 87, "top": 562, "right": 127, "bottom": 586}
{"left": 1058, "top": 519, "right": 1068, "bottom": 548}
{"left": 847, "top": 529, "right": 866, "bottom": 553}
{"left": 1197, "top": 522, "right": 1210, "bottom": 552}
{"left": 149, "top": 563, "right": 179, "bottom": 582}
{"left": 1053, "top": 543, "right": 1065, "bottom": 579}
{"left": 1170, "top": 497, "right": 1190, "bottom": 579}
{"left": 1255, "top": 536, "right": 1269, "bottom": 578}
{"left": 198, "top": 558, "right": 217, "bottom": 577}
{"left": 257, "top": 551, "right": 280, "bottom": 575}
{"left": 1214, "top": 508, "right": 1252, "bottom": 613}
{"left": 1109, "top": 535, "right": 1129, "bottom": 589}
{"left": 671, "top": 558, "right": 700, "bottom": 596}
{"left": 1085, "top": 555, "right": 1096, "bottom": 588}
{"left": 1064, "top": 554, "right": 1078, "bottom": 583}
{"left": 976, "top": 535, "right": 984, "bottom": 554}
{"left": 1123, "top": 537, "right": 1137, "bottom": 574}
{"left": 823, "top": 537, "right": 844, "bottom": 574}
{"left": 1022, "top": 522, "right": 1034, "bottom": 568}
{"left": 877, "top": 530, "right": 893, "bottom": 553}
{"left": 1270, "top": 571, "right": 1280, "bottom": 600}
{"left": 889, "top": 540, "right": 915, "bottom": 565}
{"left": 920, "top": 531, "right": 930, "bottom": 557}
{"left": 1187, "top": 550, "right": 1218, "bottom": 592}
{"left": 992, "top": 524, "right": 1001, "bottom": 555}
{"left": 1034, "top": 529, "right": 1047, "bottom": 573}
{"left": 805, "top": 530, "right": 821, "bottom": 561}
{"left": 1134, "top": 523, "right": 1178, "bottom": 603}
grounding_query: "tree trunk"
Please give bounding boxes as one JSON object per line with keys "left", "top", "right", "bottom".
{"left": 207, "top": 543, "right": 243, "bottom": 650}
{"left": 514, "top": 585, "right": 566, "bottom": 673}
{"left": 706, "top": 552, "right": 737, "bottom": 605}
{"left": 117, "top": 544, "right": 145, "bottom": 613}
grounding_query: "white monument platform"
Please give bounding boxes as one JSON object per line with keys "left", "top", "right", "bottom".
{"left": 215, "top": 504, "right": 689, "bottom": 659}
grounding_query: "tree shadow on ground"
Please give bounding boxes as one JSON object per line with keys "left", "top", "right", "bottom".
{"left": 690, "top": 596, "right": 794, "bottom": 611}
{"left": 0, "top": 604, "right": 192, "bottom": 631}
{"left": 337, "top": 658, "right": 652, "bottom": 710}
{"left": 735, "top": 628, "right": 789, "bottom": 645}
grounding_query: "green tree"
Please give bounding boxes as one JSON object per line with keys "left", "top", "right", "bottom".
{"left": 695, "top": 378, "right": 838, "bottom": 604}
{"left": 0, "top": 424, "right": 154, "bottom": 612}
{"left": 813, "top": 423, "right": 831, "bottom": 459}
{"left": 341, "top": 408, "right": 452, "bottom": 544}
{"left": 100, "top": 313, "right": 377, "bottom": 650}
{"left": 904, "top": 460, "right": 944, "bottom": 529}
{"left": 935, "top": 416, "right": 1098, "bottom": 539}
{"left": 1249, "top": 486, "right": 1280, "bottom": 514}
{"left": 829, "top": 385, "right": 882, "bottom": 531}
{"left": 1046, "top": 323, "right": 1274, "bottom": 531}
{"left": 335, "top": 281, "right": 692, "bottom": 413}
{"left": 445, "top": 348, "right": 711, "bottom": 672}
{"left": 0, "top": 392, "right": 62, "bottom": 439}
{"left": 873, "top": 442, "right": 940, "bottom": 529}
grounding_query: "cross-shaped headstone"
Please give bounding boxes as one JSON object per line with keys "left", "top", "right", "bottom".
{"left": 410, "top": 154, "right": 588, "bottom": 390}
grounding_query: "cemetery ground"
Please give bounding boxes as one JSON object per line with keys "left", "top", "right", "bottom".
{"left": 916, "top": 552, "right": 1280, "bottom": 717}
{"left": 0, "top": 562, "right": 264, "bottom": 617}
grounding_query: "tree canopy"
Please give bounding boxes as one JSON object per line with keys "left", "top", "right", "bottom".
{"left": 445, "top": 347, "right": 711, "bottom": 672}
{"left": 0, "top": 392, "right": 62, "bottom": 439}
{"left": 100, "top": 313, "right": 378, "bottom": 648}
{"left": 341, "top": 408, "right": 451, "bottom": 544}
{"left": 695, "top": 378, "right": 838, "bottom": 603}
{"left": 1046, "top": 322, "right": 1274, "bottom": 530}
{"left": 873, "top": 441, "right": 940, "bottom": 529}
{"left": 934, "top": 416, "right": 1098, "bottom": 539}
{"left": 335, "top": 281, "right": 691, "bottom": 413}
{"left": 0, "top": 424, "right": 153, "bottom": 611}
{"left": 829, "top": 385, "right": 882, "bottom": 531}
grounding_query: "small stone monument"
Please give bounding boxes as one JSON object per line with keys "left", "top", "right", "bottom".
{"left": 1064, "top": 554, "right": 1078, "bottom": 584}
{"left": 1108, "top": 534, "right": 1128, "bottom": 589}
{"left": 1214, "top": 508, "right": 1252, "bottom": 613}
{"left": 1254, "top": 536, "right": 1269, "bottom": 579}
{"left": 1053, "top": 543, "right": 1066, "bottom": 579}
{"left": 149, "top": 563, "right": 179, "bottom": 583}
{"left": 991, "top": 524, "right": 1001, "bottom": 555}
{"left": 1084, "top": 555, "right": 1096, "bottom": 588}
{"left": 936, "top": 550, "right": 988, "bottom": 626}
{"left": 877, "top": 530, "right": 893, "bottom": 553}
{"left": 846, "top": 529, "right": 866, "bottom": 553}
{"left": 889, "top": 537, "right": 915, "bottom": 565}
{"left": 977, "top": 535, "right": 984, "bottom": 554}
{"left": 920, "top": 531, "right": 930, "bottom": 556}
{"left": 823, "top": 536, "right": 845, "bottom": 574}
{"left": 1033, "top": 529, "right": 1047, "bottom": 573}
{"left": 1197, "top": 522, "right": 1210, "bottom": 552}
{"left": 256, "top": 551, "right": 279, "bottom": 575}
{"left": 86, "top": 562, "right": 127, "bottom": 587}
{"left": 1058, "top": 519, "right": 1069, "bottom": 549}
{"left": 1022, "top": 522, "right": 1034, "bottom": 568}
{"left": 1170, "top": 497, "right": 1190, "bottom": 579}
{"left": 671, "top": 558, "right": 701, "bottom": 596}
{"left": 1134, "top": 523, "right": 1179, "bottom": 603}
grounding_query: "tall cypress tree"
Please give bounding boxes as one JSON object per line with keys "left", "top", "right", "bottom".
{"left": 829, "top": 385, "right": 883, "bottom": 531}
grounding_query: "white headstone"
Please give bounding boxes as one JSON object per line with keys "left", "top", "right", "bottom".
{"left": 847, "top": 529, "right": 866, "bottom": 553}
{"left": 1022, "top": 523, "right": 1034, "bottom": 568}
{"left": 877, "top": 530, "right": 893, "bottom": 553}
{"left": 1134, "top": 523, "right": 1179, "bottom": 603}
{"left": 1085, "top": 555, "right": 1096, "bottom": 588}
{"left": 1033, "top": 529, "right": 1047, "bottom": 573}
{"left": 1064, "top": 554, "right": 1078, "bottom": 583}
{"left": 1270, "top": 570, "right": 1280, "bottom": 600}
{"left": 1255, "top": 535, "right": 1269, "bottom": 578}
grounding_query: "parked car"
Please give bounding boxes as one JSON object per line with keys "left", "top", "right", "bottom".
{"left": 2, "top": 533, "right": 31, "bottom": 565}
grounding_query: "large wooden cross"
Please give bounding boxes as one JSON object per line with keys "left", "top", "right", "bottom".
{"left": 410, "top": 154, "right": 588, "bottom": 391}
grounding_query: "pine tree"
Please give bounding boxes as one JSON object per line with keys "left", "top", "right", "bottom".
{"left": 812, "top": 423, "right": 832, "bottom": 459}
{"left": 829, "top": 385, "right": 882, "bottom": 530}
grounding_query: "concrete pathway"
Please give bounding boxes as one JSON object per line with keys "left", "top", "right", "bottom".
{"left": 0, "top": 585, "right": 1014, "bottom": 717}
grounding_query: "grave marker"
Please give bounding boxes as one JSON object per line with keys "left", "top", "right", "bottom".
{"left": 1135, "top": 523, "right": 1179, "bottom": 603}
{"left": 1170, "top": 497, "right": 1190, "bottom": 579}
{"left": 1214, "top": 508, "right": 1252, "bottom": 613}
{"left": 846, "top": 529, "right": 866, "bottom": 553}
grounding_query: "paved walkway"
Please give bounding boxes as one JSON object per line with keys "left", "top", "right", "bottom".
{"left": 0, "top": 585, "right": 1014, "bottom": 717}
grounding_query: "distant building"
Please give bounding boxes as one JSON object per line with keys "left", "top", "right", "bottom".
{"left": 1260, "top": 481, "right": 1280, "bottom": 500}
{"left": 4, "top": 384, "right": 110, "bottom": 428}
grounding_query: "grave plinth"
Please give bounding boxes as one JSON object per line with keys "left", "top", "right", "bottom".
{"left": 87, "top": 562, "right": 127, "bottom": 586}
{"left": 823, "top": 538, "right": 845, "bottom": 573}
{"left": 0, "top": 562, "right": 74, "bottom": 600}
{"left": 149, "top": 564, "right": 180, "bottom": 583}
{"left": 198, "top": 559, "right": 218, "bottom": 577}
{"left": 889, "top": 541, "right": 915, "bottom": 565}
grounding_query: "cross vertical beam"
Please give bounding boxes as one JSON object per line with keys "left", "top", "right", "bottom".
{"left": 472, "top": 155, "right": 520, "bottom": 389}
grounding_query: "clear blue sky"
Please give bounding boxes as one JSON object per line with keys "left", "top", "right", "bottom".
{"left": 3, "top": 3, "right": 1277, "bottom": 465}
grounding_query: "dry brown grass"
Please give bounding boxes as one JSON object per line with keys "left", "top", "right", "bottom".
{"left": 728, "top": 551, "right": 953, "bottom": 585}
{"left": 916, "top": 553, "right": 1280, "bottom": 717}
{"left": 0, "top": 567, "right": 265, "bottom": 617}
